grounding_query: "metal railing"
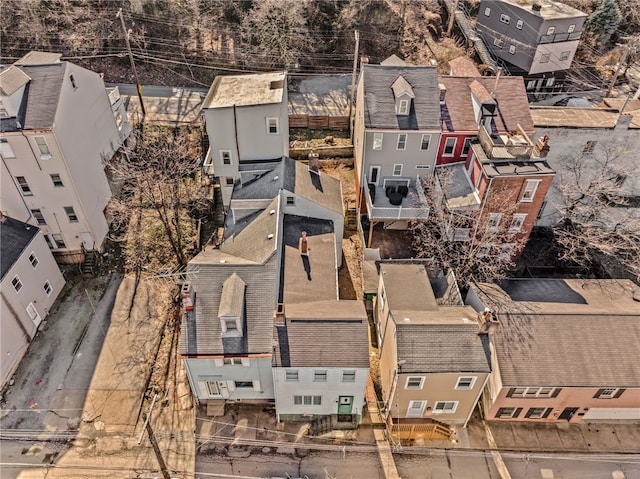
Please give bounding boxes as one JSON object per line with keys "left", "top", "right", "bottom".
{"left": 364, "top": 174, "right": 429, "bottom": 221}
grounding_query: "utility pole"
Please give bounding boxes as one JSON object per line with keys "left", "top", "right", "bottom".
{"left": 605, "top": 45, "right": 628, "bottom": 98}
{"left": 348, "top": 30, "right": 360, "bottom": 139}
{"left": 142, "top": 412, "right": 171, "bottom": 479}
{"left": 116, "top": 8, "right": 146, "bottom": 116}
{"left": 447, "top": 0, "right": 460, "bottom": 37}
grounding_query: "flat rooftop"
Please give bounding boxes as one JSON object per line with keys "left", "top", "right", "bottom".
{"left": 495, "top": 0, "right": 587, "bottom": 19}
{"left": 202, "top": 71, "right": 286, "bottom": 109}
{"left": 530, "top": 106, "right": 619, "bottom": 128}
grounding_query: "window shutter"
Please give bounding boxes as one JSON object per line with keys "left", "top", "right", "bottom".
{"left": 252, "top": 380, "right": 261, "bottom": 392}
{"left": 613, "top": 389, "right": 625, "bottom": 398}
{"left": 227, "top": 380, "right": 236, "bottom": 392}
{"left": 551, "top": 388, "right": 561, "bottom": 398}
{"left": 241, "top": 358, "right": 251, "bottom": 367}
{"left": 593, "top": 389, "right": 606, "bottom": 398}
{"left": 506, "top": 388, "right": 516, "bottom": 398}
{"left": 524, "top": 408, "right": 534, "bottom": 418}
{"left": 541, "top": 408, "right": 553, "bottom": 418}
{"left": 513, "top": 407, "right": 523, "bottom": 418}
{"left": 214, "top": 359, "right": 224, "bottom": 367}
{"left": 198, "top": 381, "right": 209, "bottom": 397}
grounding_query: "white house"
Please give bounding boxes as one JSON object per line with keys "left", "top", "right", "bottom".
{"left": 0, "top": 51, "right": 131, "bottom": 263}
{"left": 0, "top": 214, "right": 65, "bottom": 387}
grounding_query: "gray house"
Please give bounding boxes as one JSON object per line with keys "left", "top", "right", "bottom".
{"left": 200, "top": 72, "right": 289, "bottom": 207}
{"left": 476, "top": 0, "right": 586, "bottom": 93}
{"left": 353, "top": 57, "right": 441, "bottom": 245}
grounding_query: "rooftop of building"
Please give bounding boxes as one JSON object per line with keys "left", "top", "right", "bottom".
{"left": 202, "top": 71, "right": 286, "bottom": 109}
{"left": 484, "top": 0, "right": 587, "bottom": 20}
{"left": 0, "top": 215, "right": 40, "bottom": 281}
{"left": 530, "top": 106, "right": 620, "bottom": 128}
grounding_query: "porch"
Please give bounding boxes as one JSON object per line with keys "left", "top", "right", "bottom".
{"left": 389, "top": 417, "right": 454, "bottom": 442}
{"left": 363, "top": 174, "right": 429, "bottom": 221}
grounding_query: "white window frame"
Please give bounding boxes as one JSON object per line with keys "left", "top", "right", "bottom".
{"left": 500, "top": 14, "right": 510, "bottom": 24}
{"left": 455, "top": 376, "right": 477, "bottom": 390}
{"left": 396, "top": 134, "right": 407, "bottom": 151}
{"left": 509, "top": 213, "right": 527, "bottom": 233}
{"left": 26, "top": 303, "right": 38, "bottom": 321}
{"left": 498, "top": 243, "right": 515, "bottom": 260}
{"left": 51, "top": 234, "right": 66, "bottom": 249}
{"left": 433, "top": 401, "right": 458, "bottom": 414}
{"left": 568, "top": 24, "right": 575, "bottom": 33}
{"left": 225, "top": 177, "right": 234, "bottom": 186}
{"left": 420, "top": 134, "right": 431, "bottom": 151}
{"left": 220, "top": 150, "right": 232, "bottom": 166}
{"left": 373, "top": 133, "right": 383, "bottom": 150}
{"left": 496, "top": 407, "right": 519, "bottom": 418}
{"left": 313, "top": 370, "right": 327, "bottom": 382}
{"left": 509, "top": 386, "right": 558, "bottom": 398}
{"left": 393, "top": 164, "right": 403, "bottom": 176}
{"left": 266, "top": 117, "right": 279, "bottom": 135}
{"left": 398, "top": 99, "right": 409, "bottom": 115}
{"left": 224, "top": 318, "right": 238, "bottom": 332}
{"left": 406, "top": 400, "right": 426, "bottom": 418}
{"left": 295, "top": 395, "right": 322, "bottom": 406}
{"left": 64, "top": 206, "right": 79, "bottom": 222}
{"left": 486, "top": 213, "right": 502, "bottom": 233}
{"left": 0, "top": 138, "right": 16, "bottom": 159}
{"left": 462, "top": 138, "right": 473, "bottom": 155}
{"left": 223, "top": 358, "right": 242, "bottom": 365}
{"left": 285, "top": 370, "right": 299, "bottom": 381}
{"left": 484, "top": 7, "right": 491, "bottom": 16}
{"left": 596, "top": 388, "right": 619, "bottom": 399}
{"left": 583, "top": 141, "right": 597, "bottom": 154}
{"left": 206, "top": 381, "right": 221, "bottom": 397}
{"left": 443, "top": 137, "right": 456, "bottom": 156}
{"left": 494, "top": 38, "right": 504, "bottom": 48}
{"left": 546, "top": 26, "right": 555, "bottom": 35}
{"left": 43, "top": 281, "right": 52, "bottom": 296}
{"left": 545, "top": 77, "right": 555, "bottom": 87}
{"left": 521, "top": 179, "right": 541, "bottom": 203}
{"left": 527, "top": 407, "right": 548, "bottom": 419}
{"left": 12, "top": 275, "right": 23, "bottom": 293}
{"left": 516, "top": 19, "right": 523, "bottom": 29}
{"left": 509, "top": 45, "right": 516, "bottom": 55}
{"left": 28, "top": 252, "right": 39, "bottom": 268}
{"left": 16, "top": 176, "right": 32, "bottom": 196}
{"left": 50, "top": 174, "right": 64, "bottom": 187}
{"left": 286, "top": 196, "right": 295, "bottom": 206}
{"left": 405, "top": 376, "right": 425, "bottom": 390}
{"left": 34, "top": 136, "right": 51, "bottom": 159}
{"left": 342, "top": 370, "right": 356, "bottom": 382}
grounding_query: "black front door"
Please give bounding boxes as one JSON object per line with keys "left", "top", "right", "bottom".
{"left": 558, "top": 407, "right": 579, "bottom": 421}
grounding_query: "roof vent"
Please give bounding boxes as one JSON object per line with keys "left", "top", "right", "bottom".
{"left": 403, "top": 317, "right": 411, "bottom": 322}
{"left": 267, "top": 234, "right": 274, "bottom": 240}
{"left": 219, "top": 259, "right": 226, "bottom": 264}
{"left": 269, "top": 209, "right": 276, "bottom": 215}
{"left": 273, "top": 175, "right": 279, "bottom": 181}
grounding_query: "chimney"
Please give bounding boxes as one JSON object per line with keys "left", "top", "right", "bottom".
{"left": 531, "top": 3, "right": 542, "bottom": 13}
{"left": 477, "top": 309, "right": 499, "bottom": 335}
{"left": 492, "top": 67, "right": 502, "bottom": 98}
{"left": 439, "top": 83, "right": 447, "bottom": 103}
{"left": 534, "top": 134, "right": 550, "bottom": 158}
{"left": 308, "top": 151, "right": 320, "bottom": 172}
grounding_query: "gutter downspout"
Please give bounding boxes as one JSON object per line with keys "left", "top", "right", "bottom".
{"left": 470, "top": 174, "right": 494, "bottom": 253}
{"left": 463, "top": 373, "right": 490, "bottom": 428}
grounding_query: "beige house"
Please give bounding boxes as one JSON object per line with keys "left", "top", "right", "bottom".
{"left": 0, "top": 214, "right": 65, "bottom": 387}
{"left": 467, "top": 279, "right": 640, "bottom": 422}
{"left": 376, "top": 263, "right": 491, "bottom": 428}
{"left": 0, "top": 52, "right": 131, "bottom": 263}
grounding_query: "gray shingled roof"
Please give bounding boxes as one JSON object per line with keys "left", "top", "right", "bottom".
{"left": 471, "top": 279, "right": 640, "bottom": 387}
{"left": 396, "top": 323, "right": 491, "bottom": 373}
{"left": 283, "top": 300, "right": 370, "bottom": 368}
{"left": 17, "top": 64, "right": 66, "bottom": 130}
{"left": 218, "top": 273, "right": 245, "bottom": 317}
{"left": 362, "top": 64, "right": 440, "bottom": 130}
{"left": 180, "top": 198, "right": 281, "bottom": 356}
{"left": 1, "top": 216, "right": 39, "bottom": 280}
{"left": 14, "top": 51, "right": 63, "bottom": 65}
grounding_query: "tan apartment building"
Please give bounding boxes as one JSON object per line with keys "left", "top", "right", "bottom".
{"left": 376, "top": 263, "right": 490, "bottom": 428}
{"left": 467, "top": 279, "right": 640, "bottom": 422}
{"left": 0, "top": 52, "right": 130, "bottom": 263}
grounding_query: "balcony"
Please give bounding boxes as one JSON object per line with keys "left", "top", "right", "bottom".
{"left": 478, "top": 124, "right": 534, "bottom": 160}
{"left": 364, "top": 174, "right": 429, "bottom": 221}
{"left": 539, "top": 31, "right": 582, "bottom": 44}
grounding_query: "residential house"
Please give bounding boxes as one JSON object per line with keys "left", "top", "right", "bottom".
{"left": 272, "top": 214, "right": 369, "bottom": 427}
{"left": 0, "top": 213, "right": 65, "bottom": 387}
{"left": 476, "top": 0, "right": 587, "bottom": 96}
{"left": 200, "top": 72, "right": 289, "bottom": 207}
{"left": 530, "top": 104, "right": 640, "bottom": 228}
{"left": 0, "top": 51, "right": 131, "bottom": 263}
{"left": 179, "top": 198, "right": 282, "bottom": 410}
{"left": 467, "top": 279, "right": 640, "bottom": 422}
{"left": 436, "top": 63, "right": 555, "bottom": 257}
{"left": 353, "top": 57, "right": 441, "bottom": 246}
{"left": 230, "top": 157, "right": 345, "bottom": 264}
{"left": 376, "top": 263, "right": 491, "bottom": 429}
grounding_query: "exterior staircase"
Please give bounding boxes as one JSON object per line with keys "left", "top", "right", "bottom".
{"left": 81, "top": 250, "right": 99, "bottom": 277}
{"left": 309, "top": 415, "right": 333, "bottom": 436}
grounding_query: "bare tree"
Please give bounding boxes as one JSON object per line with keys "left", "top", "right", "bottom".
{"left": 107, "top": 128, "right": 211, "bottom": 272}
{"left": 411, "top": 172, "right": 528, "bottom": 292}
{"left": 552, "top": 144, "right": 640, "bottom": 281}
{"left": 241, "top": 0, "right": 312, "bottom": 69}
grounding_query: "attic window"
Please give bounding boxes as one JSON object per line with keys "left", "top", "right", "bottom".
{"left": 69, "top": 73, "right": 77, "bottom": 90}
{"left": 398, "top": 99, "right": 409, "bottom": 115}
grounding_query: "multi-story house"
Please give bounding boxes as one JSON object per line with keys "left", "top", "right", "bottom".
{"left": 530, "top": 104, "right": 640, "bottom": 228}
{"left": 467, "top": 279, "right": 640, "bottom": 423}
{"left": 200, "top": 71, "right": 289, "bottom": 207}
{"left": 0, "top": 52, "right": 131, "bottom": 263}
{"left": 436, "top": 62, "right": 555, "bottom": 258}
{"left": 353, "top": 57, "right": 441, "bottom": 246}
{"left": 376, "top": 263, "right": 490, "bottom": 431}
{"left": 272, "top": 213, "right": 369, "bottom": 428}
{"left": 476, "top": 0, "right": 587, "bottom": 96}
{"left": 1, "top": 213, "right": 65, "bottom": 387}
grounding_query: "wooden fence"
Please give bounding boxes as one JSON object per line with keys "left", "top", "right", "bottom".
{"left": 289, "top": 114, "right": 350, "bottom": 130}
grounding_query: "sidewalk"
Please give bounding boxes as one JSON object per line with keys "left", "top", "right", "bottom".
{"left": 465, "top": 417, "right": 640, "bottom": 453}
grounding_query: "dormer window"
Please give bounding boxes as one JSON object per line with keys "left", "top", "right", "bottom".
{"left": 398, "top": 99, "right": 409, "bottom": 115}
{"left": 218, "top": 273, "right": 245, "bottom": 338}
{"left": 391, "top": 75, "right": 415, "bottom": 117}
